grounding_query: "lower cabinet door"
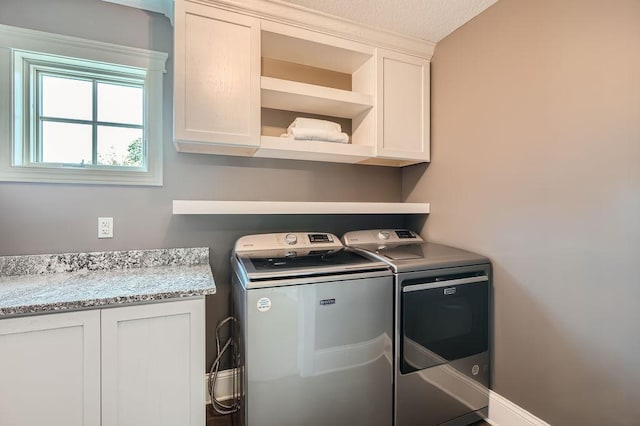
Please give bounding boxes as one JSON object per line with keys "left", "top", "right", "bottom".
{"left": 100, "top": 299, "right": 206, "bottom": 426}
{"left": 0, "top": 310, "right": 101, "bottom": 426}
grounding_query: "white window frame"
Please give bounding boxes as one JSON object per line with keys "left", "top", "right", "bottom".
{"left": 0, "top": 24, "right": 167, "bottom": 186}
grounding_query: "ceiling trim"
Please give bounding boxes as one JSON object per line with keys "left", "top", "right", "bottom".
{"left": 191, "top": 0, "right": 435, "bottom": 59}
{"left": 101, "top": 0, "right": 174, "bottom": 23}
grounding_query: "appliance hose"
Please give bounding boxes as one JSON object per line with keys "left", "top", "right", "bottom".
{"left": 209, "top": 316, "right": 241, "bottom": 415}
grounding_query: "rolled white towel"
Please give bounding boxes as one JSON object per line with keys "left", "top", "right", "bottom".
{"left": 287, "top": 117, "right": 342, "bottom": 134}
{"left": 285, "top": 127, "right": 350, "bottom": 143}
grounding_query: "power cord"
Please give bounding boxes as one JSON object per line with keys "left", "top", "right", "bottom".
{"left": 209, "top": 316, "right": 241, "bottom": 415}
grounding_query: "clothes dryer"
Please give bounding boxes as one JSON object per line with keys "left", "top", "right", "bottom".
{"left": 343, "top": 229, "right": 491, "bottom": 426}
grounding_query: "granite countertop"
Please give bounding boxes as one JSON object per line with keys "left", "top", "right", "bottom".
{"left": 0, "top": 248, "right": 216, "bottom": 317}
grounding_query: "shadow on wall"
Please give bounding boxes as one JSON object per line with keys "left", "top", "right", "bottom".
{"left": 402, "top": 162, "right": 429, "bottom": 202}
{"left": 491, "top": 260, "right": 638, "bottom": 425}
{"left": 402, "top": 162, "right": 429, "bottom": 234}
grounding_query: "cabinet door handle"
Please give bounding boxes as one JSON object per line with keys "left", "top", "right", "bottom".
{"left": 402, "top": 275, "right": 488, "bottom": 293}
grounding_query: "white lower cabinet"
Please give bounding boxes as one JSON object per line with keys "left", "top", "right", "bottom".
{"left": 0, "top": 310, "right": 101, "bottom": 426}
{"left": 0, "top": 299, "right": 205, "bottom": 426}
{"left": 101, "top": 299, "right": 205, "bottom": 426}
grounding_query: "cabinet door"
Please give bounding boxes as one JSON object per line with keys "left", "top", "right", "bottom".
{"left": 0, "top": 311, "right": 101, "bottom": 426}
{"left": 377, "top": 49, "right": 430, "bottom": 162}
{"left": 174, "top": 0, "right": 260, "bottom": 152}
{"left": 101, "top": 299, "right": 205, "bottom": 426}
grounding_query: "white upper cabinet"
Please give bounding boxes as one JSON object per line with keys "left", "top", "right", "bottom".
{"left": 173, "top": 0, "right": 434, "bottom": 166}
{"left": 374, "top": 49, "right": 430, "bottom": 165}
{"left": 174, "top": 1, "right": 261, "bottom": 154}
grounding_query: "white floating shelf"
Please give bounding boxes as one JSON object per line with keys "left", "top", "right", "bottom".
{"left": 261, "top": 77, "right": 373, "bottom": 118}
{"left": 173, "top": 200, "right": 430, "bottom": 215}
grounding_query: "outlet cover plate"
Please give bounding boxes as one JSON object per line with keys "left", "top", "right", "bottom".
{"left": 98, "top": 217, "right": 113, "bottom": 239}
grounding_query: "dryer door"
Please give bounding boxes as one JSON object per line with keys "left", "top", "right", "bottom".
{"left": 401, "top": 271, "right": 489, "bottom": 374}
{"left": 396, "top": 268, "right": 491, "bottom": 426}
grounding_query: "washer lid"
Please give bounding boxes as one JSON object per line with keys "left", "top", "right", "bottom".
{"left": 236, "top": 248, "right": 388, "bottom": 281}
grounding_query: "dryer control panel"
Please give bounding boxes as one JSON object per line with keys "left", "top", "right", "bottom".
{"left": 342, "top": 229, "right": 424, "bottom": 246}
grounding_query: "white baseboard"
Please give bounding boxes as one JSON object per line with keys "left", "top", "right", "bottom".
{"left": 488, "top": 391, "right": 549, "bottom": 426}
{"left": 204, "top": 369, "right": 238, "bottom": 404}
{"left": 204, "top": 369, "right": 549, "bottom": 426}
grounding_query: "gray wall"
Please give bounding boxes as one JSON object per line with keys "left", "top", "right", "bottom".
{"left": 0, "top": 0, "right": 406, "bottom": 366}
{"left": 404, "top": 0, "right": 640, "bottom": 424}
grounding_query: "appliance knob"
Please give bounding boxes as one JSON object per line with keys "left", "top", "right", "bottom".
{"left": 285, "top": 234, "right": 298, "bottom": 245}
{"left": 378, "top": 231, "right": 390, "bottom": 240}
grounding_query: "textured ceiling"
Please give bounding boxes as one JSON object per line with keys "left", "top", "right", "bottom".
{"left": 279, "top": 0, "right": 498, "bottom": 43}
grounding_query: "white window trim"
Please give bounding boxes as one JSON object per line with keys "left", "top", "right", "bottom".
{"left": 0, "top": 24, "right": 168, "bottom": 186}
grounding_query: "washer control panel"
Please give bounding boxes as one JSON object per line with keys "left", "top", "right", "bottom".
{"left": 235, "top": 232, "right": 341, "bottom": 252}
{"left": 342, "top": 229, "right": 423, "bottom": 246}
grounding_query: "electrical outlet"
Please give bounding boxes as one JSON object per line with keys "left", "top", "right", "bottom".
{"left": 98, "top": 217, "right": 114, "bottom": 239}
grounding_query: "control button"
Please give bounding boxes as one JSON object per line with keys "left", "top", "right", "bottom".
{"left": 285, "top": 234, "right": 298, "bottom": 245}
{"left": 308, "top": 233, "right": 331, "bottom": 243}
{"left": 377, "top": 231, "right": 391, "bottom": 240}
{"left": 395, "top": 230, "right": 417, "bottom": 239}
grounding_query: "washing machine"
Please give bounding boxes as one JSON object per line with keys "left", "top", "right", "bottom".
{"left": 342, "top": 229, "right": 492, "bottom": 426}
{"left": 231, "top": 232, "right": 394, "bottom": 426}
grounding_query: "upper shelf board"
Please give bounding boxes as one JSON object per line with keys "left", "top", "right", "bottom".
{"left": 172, "top": 200, "right": 430, "bottom": 215}
{"left": 261, "top": 28, "right": 374, "bottom": 74}
{"left": 261, "top": 77, "right": 373, "bottom": 118}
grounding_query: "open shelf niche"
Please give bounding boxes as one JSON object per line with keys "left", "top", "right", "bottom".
{"left": 256, "top": 21, "right": 376, "bottom": 164}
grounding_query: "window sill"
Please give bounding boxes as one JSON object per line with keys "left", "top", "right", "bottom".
{"left": 0, "top": 165, "right": 162, "bottom": 186}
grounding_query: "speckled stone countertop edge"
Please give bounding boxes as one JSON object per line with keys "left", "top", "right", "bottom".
{"left": 0, "top": 288, "right": 216, "bottom": 318}
{"left": 0, "top": 247, "right": 210, "bottom": 277}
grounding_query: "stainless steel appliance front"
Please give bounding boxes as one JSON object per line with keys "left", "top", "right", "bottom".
{"left": 342, "top": 230, "right": 491, "bottom": 426}
{"left": 232, "top": 233, "right": 393, "bottom": 426}
{"left": 396, "top": 265, "right": 490, "bottom": 426}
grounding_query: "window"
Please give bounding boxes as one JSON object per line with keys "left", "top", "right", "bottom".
{"left": 0, "top": 24, "right": 167, "bottom": 185}
{"left": 21, "top": 54, "right": 145, "bottom": 169}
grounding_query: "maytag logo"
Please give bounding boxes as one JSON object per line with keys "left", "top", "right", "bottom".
{"left": 443, "top": 287, "right": 457, "bottom": 295}
{"left": 320, "top": 298, "right": 335, "bottom": 306}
